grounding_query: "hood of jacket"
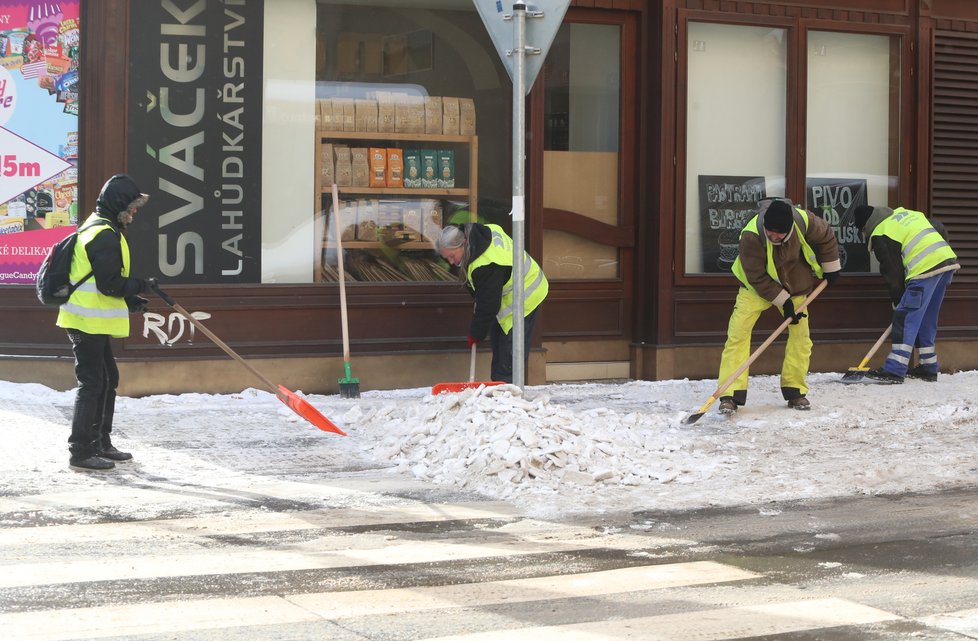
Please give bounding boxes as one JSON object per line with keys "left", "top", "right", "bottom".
{"left": 95, "top": 174, "right": 149, "bottom": 218}
{"left": 861, "top": 205, "right": 894, "bottom": 238}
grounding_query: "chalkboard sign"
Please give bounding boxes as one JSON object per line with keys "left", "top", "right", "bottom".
{"left": 805, "top": 177, "right": 869, "bottom": 273}
{"left": 698, "top": 175, "right": 767, "bottom": 273}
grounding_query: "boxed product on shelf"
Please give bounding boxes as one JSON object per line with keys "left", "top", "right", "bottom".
{"left": 402, "top": 204, "right": 422, "bottom": 240}
{"left": 320, "top": 142, "right": 334, "bottom": 187}
{"left": 376, "top": 199, "right": 403, "bottom": 230}
{"left": 394, "top": 96, "right": 425, "bottom": 133}
{"left": 356, "top": 199, "right": 378, "bottom": 240}
{"left": 459, "top": 98, "right": 476, "bottom": 135}
{"left": 420, "top": 150, "right": 438, "bottom": 188}
{"left": 377, "top": 97, "right": 396, "bottom": 133}
{"left": 403, "top": 149, "right": 422, "bottom": 188}
{"left": 442, "top": 97, "right": 460, "bottom": 135}
{"left": 424, "top": 96, "right": 443, "bottom": 134}
{"left": 316, "top": 99, "right": 332, "bottom": 129}
{"left": 334, "top": 98, "right": 356, "bottom": 131}
{"left": 355, "top": 99, "right": 378, "bottom": 132}
{"left": 369, "top": 148, "right": 387, "bottom": 188}
{"left": 422, "top": 200, "right": 443, "bottom": 241}
{"left": 333, "top": 145, "right": 352, "bottom": 186}
{"left": 351, "top": 148, "right": 370, "bottom": 187}
{"left": 437, "top": 149, "right": 455, "bottom": 188}
{"left": 386, "top": 148, "right": 404, "bottom": 188}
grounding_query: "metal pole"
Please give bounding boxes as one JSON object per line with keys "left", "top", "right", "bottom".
{"left": 511, "top": 3, "right": 526, "bottom": 389}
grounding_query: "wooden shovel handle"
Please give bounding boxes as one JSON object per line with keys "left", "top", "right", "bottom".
{"left": 711, "top": 279, "right": 828, "bottom": 400}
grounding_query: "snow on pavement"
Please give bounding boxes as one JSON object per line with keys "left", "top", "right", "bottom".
{"left": 3, "top": 371, "right": 978, "bottom": 520}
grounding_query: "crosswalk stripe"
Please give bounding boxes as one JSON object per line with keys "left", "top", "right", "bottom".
{"left": 0, "top": 596, "right": 318, "bottom": 641}
{"left": 413, "top": 597, "right": 902, "bottom": 641}
{"left": 0, "top": 501, "right": 520, "bottom": 546}
{"left": 0, "top": 562, "right": 757, "bottom": 641}
{"left": 287, "top": 561, "right": 758, "bottom": 618}
{"left": 1, "top": 528, "right": 670, "bottom": 589}
{"left": 919, "top": 607, "right": 978, "bottom": 636}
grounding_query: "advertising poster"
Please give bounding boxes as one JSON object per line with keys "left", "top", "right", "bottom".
{"left": 698, "top": 175, "right": 767, "bottom": 273}
{"left": 127, "top": 1, "right": 264, "bottom": 284}
{"left": 805, "top": 177, "right": 869, "bottom": 273}
{"left": 0, "top": 1, "right": 80, "bottom": 284}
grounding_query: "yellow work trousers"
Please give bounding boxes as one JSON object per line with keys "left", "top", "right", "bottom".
{"left": 717, "top": 287, "right": 812, "bottom": 404}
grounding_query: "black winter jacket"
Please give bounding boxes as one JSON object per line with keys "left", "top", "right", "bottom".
{"left": 463, "top": 223, "right": 512, "bottom": 340}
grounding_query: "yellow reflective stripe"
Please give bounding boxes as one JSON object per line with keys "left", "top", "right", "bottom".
{"left": 498, "top": 267, "right": 546, "bottom": 321}
{"left": 59, "top": 302, "right": 129, "bottom": 319}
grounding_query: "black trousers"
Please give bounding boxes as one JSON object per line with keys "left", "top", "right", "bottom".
{"left": 489, "top": 307, "right": 539, "bottom": 384}
{"left": 66, "top": 329, "right": 118, "bottom": 458}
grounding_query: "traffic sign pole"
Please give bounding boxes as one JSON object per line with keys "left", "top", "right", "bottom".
{"left": 511, "top": 4, "right": 527, "bottom": 388}
{"left": 473, "top": 0, "right": 570, "bottom": 390}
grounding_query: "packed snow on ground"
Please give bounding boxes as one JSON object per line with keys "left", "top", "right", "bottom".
{"left": 3, "top": 371, "right": 978, "bottom": 519}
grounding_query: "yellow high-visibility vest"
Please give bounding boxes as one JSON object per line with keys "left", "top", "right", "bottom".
{"left": 56, "top": 217, "right": 131, "bottom": 338}
{"left": 466, "top": 224, "right": 548, "bottom": 334}
{"left": 871, "top": 207, "right": 957, "bottom": 280}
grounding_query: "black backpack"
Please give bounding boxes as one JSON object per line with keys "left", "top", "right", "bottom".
{"left": 35, "top": 217, "right": 117, "bottom": 306}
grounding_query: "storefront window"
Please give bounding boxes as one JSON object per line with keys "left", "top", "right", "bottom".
{"left": 805, "top": 31, "right": 900, "bottom": 273}
{"left": 309, "top": 0, "right": 511, "bottom": 285}
{"left": 542, "top": 22, "right": 621, "bottom": 281}
{"left": 684, "top": 22, "right": 787, "bottom": 275}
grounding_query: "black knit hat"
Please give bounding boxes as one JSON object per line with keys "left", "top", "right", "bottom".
{"left": 852, "top": 205, "right": 874, "bottom": 231}
{"left": 762, "top": 200, "right": 794, "bottom": 234}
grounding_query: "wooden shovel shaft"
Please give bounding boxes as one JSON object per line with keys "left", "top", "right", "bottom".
{"left": 689, "top": 279, "right": 829, "bottom": 419}
{"left": 331, "top": 184, "right": 352, "bottom": 363}
{"left": 855, "top": 324, "right": 892, "bottom": 369}
{"left": 170, "top": 301, "right": 280, "bottom": 398}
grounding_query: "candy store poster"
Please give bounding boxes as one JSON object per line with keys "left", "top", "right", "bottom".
{"left": 0, "top": 1, "right": 79, "bottom": 284}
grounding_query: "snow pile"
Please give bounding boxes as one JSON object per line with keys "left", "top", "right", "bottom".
{"left": 352, "top": 384, "right": 732, "bottom": 504}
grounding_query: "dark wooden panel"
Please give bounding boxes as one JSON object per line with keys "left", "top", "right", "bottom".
{"left": 542, "top": 208, "right": 635, "bottom": 247}
{"left": 540, "top": 297, "right": 624, "bottom": 336}
{"left": 932, "top": 0, "right": 978, "bottom": 21}
{"left": 80, "top": 0, "right": 129, "bottom": 209}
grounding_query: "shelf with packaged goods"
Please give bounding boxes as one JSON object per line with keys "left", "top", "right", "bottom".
{"left": 314, "top": 130, "right": 477, "bottom": 283}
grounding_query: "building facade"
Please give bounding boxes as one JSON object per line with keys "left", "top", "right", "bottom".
{"left": 1, "top": 0, "right": 975, "bottom": 395}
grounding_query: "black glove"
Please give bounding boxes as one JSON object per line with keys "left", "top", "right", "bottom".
{"left": 782, "top": 299, "right": 807, "bottom": 325}
{"left": 143, "top": 277, "right": 159, "bottom": 294}
{"left": 824, "top": 271, "right": 840, "bottom": 287}
{"left": 127, "top": 295, "right": 149, "bottom": 313}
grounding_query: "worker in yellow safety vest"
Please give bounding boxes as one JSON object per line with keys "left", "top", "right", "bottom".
{"left": 850, "top": 205, "right": 959, "bottom": 384}
{"left": 57, "top": 174, "right": 158, "bottom": 472}
{"left": 717, "top": 198, "right": 841, "bottom": 415}
{"left": 435, "top": 222, "right": 548, "bottom": 383}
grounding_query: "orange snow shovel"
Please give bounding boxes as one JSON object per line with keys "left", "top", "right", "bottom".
{"left": 681, "top": 280, "right": 827, "bottom": 425}
{"left": 839, "top": 324, "right": 892, "bottom": 383}
{"left": 432, "top": 343, "right": 504, "bottom": 395}
{"left": 153, "top": 286, "right": 347, "bottom": 435}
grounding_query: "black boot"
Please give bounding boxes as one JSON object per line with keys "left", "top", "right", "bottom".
{"left": 69, "top": 455, "right": 115, "bottom": 471}
{"left": 98, "top": 436, "right": 133, "bottom": 462}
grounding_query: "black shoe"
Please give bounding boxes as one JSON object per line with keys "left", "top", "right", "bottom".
{"left": 97, "top": 444, "right": 133, "bottom": 462}
{"left": 787, "top": 396, "right": 811, "bottom": 410}
{"left": 718, "top": 397, "right": 737, "bottom": 415}
{"left": 906, "top": 365, "right": 938, "bottom": 382}
{"left": 69, "top": 455, "right": 115, "bottom": 471}
{"left": 864, "top": 367, "right": 904, "bottom": 384}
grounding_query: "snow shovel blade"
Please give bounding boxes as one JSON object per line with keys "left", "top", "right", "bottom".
{"left": 839, "top": 367, "right": 870, "bottom": 384}
{"left": 277, "top": 385, "right": 347, "bottom": 435}
{"left": 431, "top": 381, "right": 503, "bottom": 395}
{"left": 680, "top": 410, "right": 706, "bottom": 425}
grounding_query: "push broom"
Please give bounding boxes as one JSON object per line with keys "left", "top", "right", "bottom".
{"left": 331, "top": 184, "right": 360, "bottom": 398}
{"left": 839, "top": 324, "right": 892, "bottom": 384}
